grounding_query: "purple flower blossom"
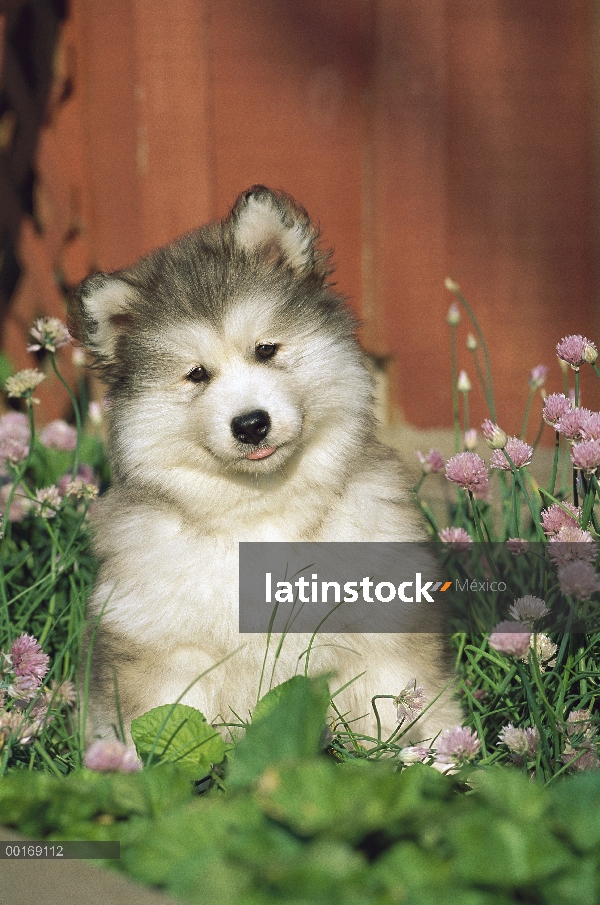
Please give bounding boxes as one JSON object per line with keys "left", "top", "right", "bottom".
{"left": 557, "top": 407, "right": 593, "bottom": 442}
{"left": 571, "top": 439, "right": 600, "bottom": 474}
{"left": 490, "top": 437, "right": 533, "bottom": 470}
{"left": 488, "top": 622, "right": 532, "bottom": 658}
{"left": 0, "top": 412, "right": 29, "bottom": 443}
{"left": 40, "top": 420, "right": 77, "bottom": 451}
{"left": 58, "top": 465, "right": 96, "bottom": 497}
{"left": 398, "top": 745, "right": 432, "bottom": 764}
{"left": 439, "top": 527, "right": 472, "bottom": 550}
{"left": 10, "top": 634, "right": 49, "bottom": 681}
{"left": 0, "top": 483, "right": 32, "bottom": 522}
{"left": 84, "top": 739, "right": 143, "bottom": 773}
{"left": 548, "top": 526, "right": 597, "bottom": 566}
{"left": 498, "top": 723, "right": 540, "bottom": 757}
{"left": 508, "top": 596, "right": 550, "bottom": 623}
{"left": 580, "top": 412, "right": 600, "bottom": 441}
{"left": 416, "top": 449, "right": 445, "bottom": 474}
{"left": 445, "top": 452, "right": 489, "bottom": 494}
{"left": 565, "top": 709, "right": 595, "bottom": 739}
{"left": 435, "top": 726, "right": 481, "bottom": 764}
{"left": 0, "top": 438, "right": 29, "bottom": 465}
{"left": 506, "top": 538, "right": 529, "bottom": 555}
{"left": 541, "top": 502, "right": 581, "bottom": 536}
{"left": 7, "top": 674, "right": 42, "bottom": 701}
{"left": 33, "top": 486, "right": 62, "bottom": 519}
{"left": 557, "top": 335, "right": 597, "bottom": 370}
{"left": 528, "top": 365, "right": 548, "bottom": 389}
{"left": 393, "top": 680, "right": 426, "bottom": 725}
{"left": 558, "top": 560, "right": 600, "bottom": 600}
{"left": 543, "top": 393, "right": 573, "bottom": 426}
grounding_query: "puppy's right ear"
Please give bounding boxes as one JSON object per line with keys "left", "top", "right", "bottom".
{"left": 68, "top": 273, "right": 138, "bottom": 361}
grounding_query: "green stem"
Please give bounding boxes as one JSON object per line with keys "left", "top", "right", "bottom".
{"left": 50, "top": 353, "right": 81, "bottom": 479}
{"left": 502, "top": 451, "right": 546, "bottom": 541}
{"left": 581, "top": 476, "right": 596, "bottom": 530}
{"left": 461, "top": 390, "right": 470, "bottom": 435}
{"left": 469, "top": 492, "right": 500, "bottom": 580}
{"left": 450, "top": 325, "right": 460, "bottom": 453}
{"left": 547, "top": 431, "right": 560, "bottom": 497}
{"left": 574, "top": 370, "right": 580, "bottom": 407}
{"left": 413, "top": 473, "right": 427, "bottom": 495}
{"left": 448, "top": 284, "right": 496, "bottom": 420}
{"left": 520, "top": 387, "right": 535, "bottom": 440}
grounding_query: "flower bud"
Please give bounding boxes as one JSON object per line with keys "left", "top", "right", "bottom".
{"left": 446, "top": 302, "right": 461, "bottom": 326}
{"left": 445, "top": 277, "right": 460, "bottom": 293}
{"left": 482, "top": 419, "right": 508, "bottom": 450}
{"left": 457, "top": 370, "right": 471, "bottom": 393}
{"left": 464, "top": 429, "right": 477, "bottom": 451}
{"left": 584, "top": 342, "right": 598, "bottom": 365}
{"left": 466, "top": 333, "right": 478, "bottom": 351}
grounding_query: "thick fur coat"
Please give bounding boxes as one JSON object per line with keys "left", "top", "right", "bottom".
{"left": 69, "top": 186, "right": 462, "bottom": 743}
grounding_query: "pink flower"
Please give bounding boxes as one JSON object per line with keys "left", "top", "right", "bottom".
{"left": 557, "top": 335, "right": 597, "bottom": 370}
{"left": 7, "top": 674, "right": 42, "bottom": 701}
{"left": 394, "top": 680, "right": 426, "bottom": 725}
{"left": 33, "top": 486, "right": 62, "bottom": 519}
{"left": 58, "top": 465, "right": 96, "bottom": 496}
{"left": 481, "top": 419, "right": 507, "bottom": 450}
{"left": 40, "top": 420, "right": 77, "bottom": 451}
{"left": 490, "top": 437, "right": 533, "bottom": 470}
{"left": 557, "top": 408, "right": 592, "bottom": 441}
{"left": 507, "top": 538, "right": 529, "bottom": 555}
{"left": 565, "top": 709, "right": 595, "bottom": 740}
{"left": 558, "top": 560, "right": 600, "bottom": 600}
{"left": 508, "top": 596, "right": 550, "bottom": 623}
{"left": 543, "top": 393, "right": 573, "bottom": 426}
{"left": 488, "top": 622, "right": 532, "bottom": 658}
{"left": 571, "top": 439, "right": 600, "bottom": 474}
{"left": 0, "top": 438, "right": 29, "bottom": 465}
{"left": 416, "top": 449, "right": 445, "bottom": 474}
{"left": 398, "top": 745, "right": 432, "bottom": 764}
{"left": 435, "top": 726, "right": 481, "bottom": 764}
{"left": 528, "top": 365, "right": 548, "bottom": 389}
{"left": 548, "top": 526, "right": 597, "bottom": 566}
{"left": 445, "top": 452, "right": 489, "bottom": 494}
{"left": 580, "top": 412, "right": 600, "bottom": 441}
{"left": 498, "top": 723, "right": 540, "bottom": 757}
{"left": 439, "top": 527, "right": 472, "bottom": 550}
{"left": 84, "top": 739, "right": 142, "bottom": 773}
{"left": 10, "top": 634, "right": 49, "bottom": 681}
{"left": 0, "top": 412, "right": 29, "bottom": 443}
{"left": 0, "top": 483, "right": 32, "bottom": 522}
{"left": 541, "top": 502, "right": 581, "bottom": 536}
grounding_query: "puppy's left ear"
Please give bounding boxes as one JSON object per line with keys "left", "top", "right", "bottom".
{"left": 229, "top": 185, "right": 331, "bottom": 279}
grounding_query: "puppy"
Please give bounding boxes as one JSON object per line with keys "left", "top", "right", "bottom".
{"left": 69, "top": 186, "right": 462, "bottom": 743}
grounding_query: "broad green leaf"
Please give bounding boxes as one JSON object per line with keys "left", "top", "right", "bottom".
{"left": 226, "top": 675, "right": 330, "bottom": 790}
{"left": 255, "top": 759, "right": 452, "bottom": 842}
{"left": 131, "top": 703, "right": 226, "bottom": 778}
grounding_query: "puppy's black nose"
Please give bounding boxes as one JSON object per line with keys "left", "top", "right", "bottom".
{"left": 231, "top": 409, "right": 271, "bottom": 445}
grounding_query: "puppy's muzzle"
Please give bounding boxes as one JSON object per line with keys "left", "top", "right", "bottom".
{"left": 231, "top": 409, "right": 271, "bottom": 445}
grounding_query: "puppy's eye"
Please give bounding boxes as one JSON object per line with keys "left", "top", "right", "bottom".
{"left": 186, "top": 366, "right": 210, "bottom": 383}
{"left": 255, "top": 343, "right": 278, "bottom": 361}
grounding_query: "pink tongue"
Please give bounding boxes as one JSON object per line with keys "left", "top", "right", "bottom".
{"left": 246, "top": 446, "right": 277, "bottom": 460}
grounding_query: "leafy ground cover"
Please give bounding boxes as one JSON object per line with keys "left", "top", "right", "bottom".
{"left": 1, "top": 293, "right": 600, "bottom": 902}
